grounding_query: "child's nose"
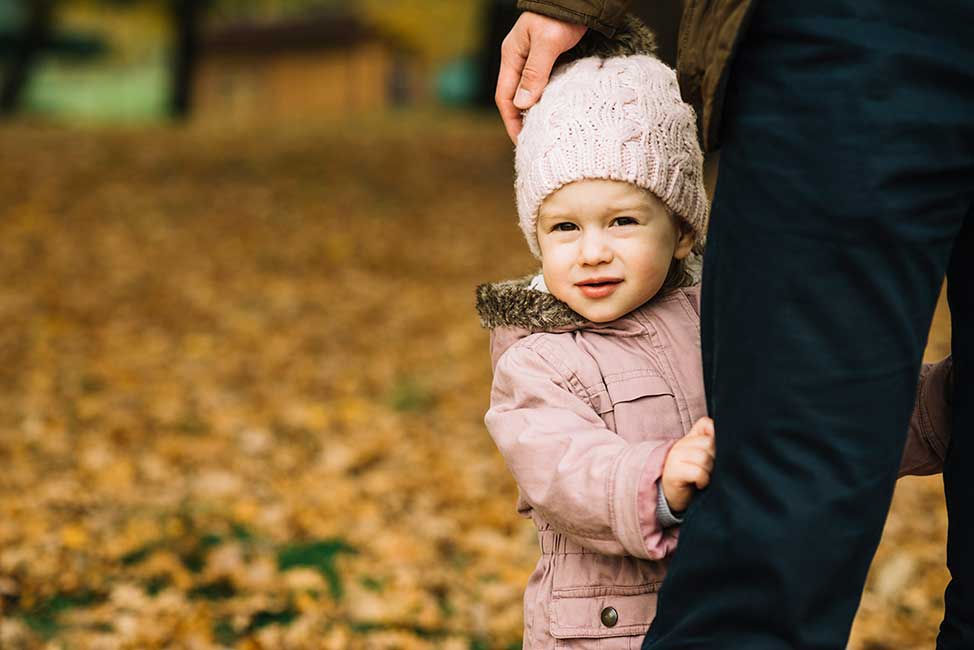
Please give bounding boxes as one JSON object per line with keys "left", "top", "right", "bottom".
{"left": 579, "top": 231, "right": 613, "bottom": 265}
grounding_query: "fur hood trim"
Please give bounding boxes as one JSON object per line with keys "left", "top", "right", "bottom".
{"left": 556, "top": 14, "right": 658, "bottom": 65}
{"left": 476, "top": 275, "right": 585, "bottom": 331}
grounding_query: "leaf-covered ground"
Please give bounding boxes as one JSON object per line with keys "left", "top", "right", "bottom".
{"left": 0, "top": 113, "right": 952, "bottom": 650}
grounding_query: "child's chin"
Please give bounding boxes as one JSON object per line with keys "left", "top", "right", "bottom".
{"left": 573, "top": 304, "right": 625, "bottom": 323}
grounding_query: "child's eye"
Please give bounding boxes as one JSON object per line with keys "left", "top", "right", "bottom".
{"left": 612, "top": 216, "right": 639, "bottom": 226}
{"left": 553, "top": 222, "right": 577, "bottom": 232}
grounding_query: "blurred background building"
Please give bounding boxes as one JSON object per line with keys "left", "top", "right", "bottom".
{"left": 0, "top": 0, "right": 683, "bottom": 125}
{"left": 194, "top": 12, "right": 422, "bottom": 125}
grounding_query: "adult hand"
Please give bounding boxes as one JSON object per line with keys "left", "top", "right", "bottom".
{"left": 661, "top": 417, "right": 716, "bottom": 513}
{"left": 495, "top": 12, "right": 587, "bottom": 143}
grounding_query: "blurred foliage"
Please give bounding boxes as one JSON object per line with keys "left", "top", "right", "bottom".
{"left": 56, "top": 3, "right": 170, "bottom": 61}
{"left": 361, "top": 0, "right": 483, "bottom": 63}
{"left": 56, "top": 0, "right": 484, "bottom": 64}
{"left": 0, "top": 112, "right": 953, "bottom": 650}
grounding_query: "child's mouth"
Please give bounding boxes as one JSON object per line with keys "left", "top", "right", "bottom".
{"left": 576, "top": 279, "right": 622, "bottom": 299}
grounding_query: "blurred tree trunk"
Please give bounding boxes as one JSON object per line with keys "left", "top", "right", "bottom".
{"left": 169, "top": 0, "right": 204, "bottom": 119}
{"left": 1, "top": 0, "right": 56, "bottom": 116}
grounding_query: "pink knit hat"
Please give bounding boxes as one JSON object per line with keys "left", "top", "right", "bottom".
{"left": 515, "top": 53, "right": 709, "bottom": 259}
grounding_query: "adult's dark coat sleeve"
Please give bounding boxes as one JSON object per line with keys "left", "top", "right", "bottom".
{"left": 515, "top": 0, "right": 633, "bottom": 37}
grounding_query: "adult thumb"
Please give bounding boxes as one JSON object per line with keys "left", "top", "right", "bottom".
{"left": 513, "top": 45, "right": 559, "bottom": 110}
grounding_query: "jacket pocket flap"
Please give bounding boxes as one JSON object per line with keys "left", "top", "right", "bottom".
{"left": 605, "top": 375, "right": 673, "bottom": 404}
{"left": 549, "top": 583, "right": 660, "bottom": 639}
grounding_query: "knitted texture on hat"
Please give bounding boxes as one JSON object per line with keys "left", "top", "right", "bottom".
{"left": 515, "top": 54, "right": 708, "bottom": 259}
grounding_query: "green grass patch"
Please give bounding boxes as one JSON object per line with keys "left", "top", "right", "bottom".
{"left": 213, "top": 618, "right": 238, "bottom": 645}
{"left": 215, "top": 603, "right": 300, "bottom": 641}
{"left": 20, "top": 590, "right": 107, "bottom": 639}
{"left": 360, "top": 576, "right": 385, "bottom": 592}
{"left": 276, "top": 539, "right": 355, "bottom": 600}
{"left": 388, "top": 376, "right": 436, "bottom": 412}
{"left": 231, "top": 522, "right": 256, "bottom": 541}
{"left": 213, "top": 618, "right": 240, "bottom": 646}
{"left": 145, "top": 575, "right": 171, "bottom": 595}
{"left": 189, "top": 577, "right": 237, "bottom": 600}
{"left": 121, "top": 520, "right": 258, "bottom": 577}
{"left": 120, "top": 543, "right": 156, "bottom": 566}
{"left": 433, "top": 586, "right": 454, "bottom": 617}
{"left": 180, "top": 533, "right": 224, "bottom": 573}
{"left": 249, "top": 605, "right": 299, "bottom": 630}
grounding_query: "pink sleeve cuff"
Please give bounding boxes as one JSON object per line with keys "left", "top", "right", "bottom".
{"left": 611, "top": 438, "right": 679, "bottom": 560}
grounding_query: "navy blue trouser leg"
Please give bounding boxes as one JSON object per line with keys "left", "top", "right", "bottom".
{"left": 941, "top": 212, "right": 974, "bottom": 648}
{"left": 643, "top": 1, "right": 974, "bottom": 648}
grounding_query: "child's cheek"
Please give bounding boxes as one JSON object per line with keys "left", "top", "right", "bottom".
{"left": 542, "top": 267, "right": 571, "bottom": 307}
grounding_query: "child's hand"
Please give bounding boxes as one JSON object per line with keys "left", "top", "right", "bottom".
{"left": 661, "top": 417, "right": 716, "bottom": 513}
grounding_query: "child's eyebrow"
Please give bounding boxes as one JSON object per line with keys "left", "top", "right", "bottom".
{"left": 604, "top": 196, "right": 659, "bottom": 212}
{"left": 540, "top": 201, "right": 654, "bottom": 221}
{"left": 538, "top": 211, "right": 571, "bottom": 222}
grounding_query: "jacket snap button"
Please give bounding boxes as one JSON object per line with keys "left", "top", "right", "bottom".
{"left": 600, "top": 606, "right": 618, "bottom": 627}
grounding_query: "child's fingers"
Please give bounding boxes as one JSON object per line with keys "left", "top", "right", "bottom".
{"left": 670, "top": 458, "right": 713, "bottom": 486}
{"left": 694, "top": 470, "right": 712, "bottom": 490}
{"left": 688, "top": 417, "right": 715, "bottom": 438}
{"left": 677, "top": 448, "right": 714, "bottom": 473}
{"left": 679, "top": 461, "right": 712, "bottom": 490}
{"left": 677, "top": 435, "right": 716, "bottom": 456}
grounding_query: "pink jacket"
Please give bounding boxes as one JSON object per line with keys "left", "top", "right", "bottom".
{"left": 477, "top": 277, "right": 949, "bottom": 650}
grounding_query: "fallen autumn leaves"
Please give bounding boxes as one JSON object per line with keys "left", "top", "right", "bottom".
{"left": 0, "top": 114, "right": 951, "bottom": 650}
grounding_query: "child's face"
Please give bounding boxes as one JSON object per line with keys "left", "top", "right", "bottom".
{"left": 537, "top": 179, "right": 694, "bottom": 323}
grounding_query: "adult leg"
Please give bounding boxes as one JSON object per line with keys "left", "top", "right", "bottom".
{"left": 644, "top": 1, "right": 974, "bottom": 648}
{"left": 941, "top": 211, "right": 974, "bottom": 648}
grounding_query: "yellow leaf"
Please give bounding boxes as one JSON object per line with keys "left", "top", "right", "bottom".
{"left": 61, "top": 524, "right": 88, "bottom": 550}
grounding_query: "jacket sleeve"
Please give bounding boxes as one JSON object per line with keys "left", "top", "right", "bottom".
{"left": 898, "top": 357, "right": 952, "bottom": 477}
{"left": 515, "top": 0, "right": 632, "bottom": 37}
{"left": 486, "top": 338, "right": 679, "bottom": 560}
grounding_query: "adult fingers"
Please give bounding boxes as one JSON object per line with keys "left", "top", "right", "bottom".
{"left": 513, "top": 39, "right": 562, "bottom": 111}
{"left": 495, "top": 13, "right": 586, "bottom": 143}
{"left": 496, "top": 29, "right": 529, "bottom": 142}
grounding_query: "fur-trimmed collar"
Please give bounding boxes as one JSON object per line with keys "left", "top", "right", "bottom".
{"left": 475, "top": 274, "right": 697, "bottom": 334}
{"left": 476, "top": 274, "right": 585, "bottom": 331}
{"left": 476, "top": 275, "right": 700, "bottom": 367}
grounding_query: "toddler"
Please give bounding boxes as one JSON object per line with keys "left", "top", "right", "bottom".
{"left": 477, "top": 16, "right": 952, "bottom": 650}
